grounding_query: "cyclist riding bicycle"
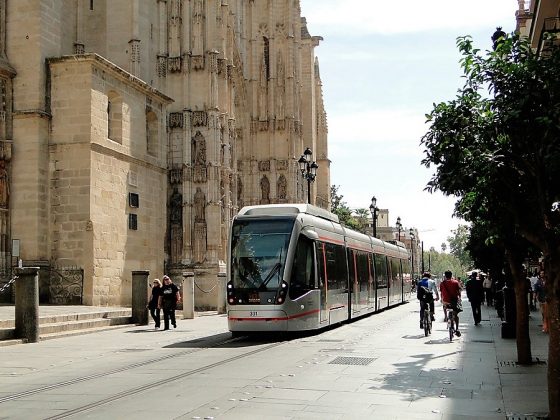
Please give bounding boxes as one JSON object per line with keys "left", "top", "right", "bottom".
{"left": 417, "top": 272, "right": 439, "bottom": 329}
{"left": 440, "top": 270, "right": 462, "bottom": 337}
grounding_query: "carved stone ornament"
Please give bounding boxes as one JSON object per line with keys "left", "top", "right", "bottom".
{"left": 74, "top": 43, "right": 85, "bottom": 54}
{"left": 258, "top": 120, "right": 268, "bottom": 131}
{"left": 168, "top": 56, "right": 182, "bottom": 73}
{"left": 191, "top": 111, "right": 208, "bottom": 127}
{"left": 276, "top": 159, "right": 288, "bottom": 171}
{"left": 275, "top": 119, "right": 285, "bottom": 131}
{"left": 157, "top": 55, "right": 167, "bottom": 77}
{"left": 217, "top": 58, "right": 226, "bottom": 76}
{"left": 209, "top": 52, "right": 219, "bottom": 73}
{"left": 169, "top": 168, "right": 183, "bottom": 185}
{"left": 190, "top": 55, "right": 204, "bottom": 71}
{"left": 169, "top": 112, "right": 184, "bottom": 128}
{"left": 277, "top": 175, "right": 287, "bottom": 200}
{"left": 258, "top": 160, "right": 270, "bottom": 172}
{"left": 193, "top": 166, "right": 207, "bottom": 183}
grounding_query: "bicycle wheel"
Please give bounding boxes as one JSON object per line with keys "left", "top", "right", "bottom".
{"left": 424, "top": 310, "right": 430, "bottom": 336}
{"left": 448, "top": 311, "right": 454, "bottom": 342}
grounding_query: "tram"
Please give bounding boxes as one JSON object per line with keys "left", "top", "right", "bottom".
{"left": 227, "top": 204, "right": 411, "bottom": 333}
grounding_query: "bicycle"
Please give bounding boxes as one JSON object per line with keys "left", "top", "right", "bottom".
{"left": 445, "top": 303, "right": 461, "bottom": 342}
{"left": 422, "top": 300, "right": 432, "bottom": 337}
{"left": 423, "top": 303, "right": 432, "bottom": 337}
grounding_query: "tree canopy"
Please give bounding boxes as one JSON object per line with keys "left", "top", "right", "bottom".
{"left": 420, "top": 32, "right": 560, "bottom": 417}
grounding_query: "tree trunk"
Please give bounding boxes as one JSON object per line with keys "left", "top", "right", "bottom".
{"left": 507, "top": 249, "right": 532, "bottom": 364}
{"left": 545, "top": 252, "right": 560, "bottom": 419}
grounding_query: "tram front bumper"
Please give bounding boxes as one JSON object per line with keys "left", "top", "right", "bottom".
{"left": 228, "top": 309, "right": 288, "bottom": 332}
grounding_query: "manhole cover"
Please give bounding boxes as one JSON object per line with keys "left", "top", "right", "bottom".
{"left": 329, "top": 356, "right": 376, "bottom": 366}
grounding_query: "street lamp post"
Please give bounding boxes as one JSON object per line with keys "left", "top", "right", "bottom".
{"left": 409, "top": 228, "right": 415, "bottom": 280}
{"left": 369, "top": 196, "right": 379, "bottom": 238}
{"left": 298, "top": 147, "right": 318, "bottom": 204}
{"left": 396, "top": 216, "right": 402, "bottom": 241}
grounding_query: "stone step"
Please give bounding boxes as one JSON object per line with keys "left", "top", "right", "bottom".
{"left": 0, "top": 338, "right": 24, "bottom": 347}
{"left": 39, "top": 323, "right": 134, "bottom": 341}
{"left": 0, "top": 327, "right": 15, "bottom": 340}
{"left": 0, "top": 309, "right": 132, "bottom": 329}
{"left": 38, "top": 316, "right": 133, "bottom": 334}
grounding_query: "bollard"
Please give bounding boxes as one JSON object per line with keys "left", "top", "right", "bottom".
{"left": 131, "top": 270, "right": 149, "bottom": 325}
{"left": 217, "top": 272, "right": 227, "bottom": 314}
{"left": 182, "top": 272, "right": 195, "bottom": 319}
{"left": 15, "top": 267, "right": 40, "bottom": 343}
{"left": 501, "top": 283, "right": 516, "bottom": 339}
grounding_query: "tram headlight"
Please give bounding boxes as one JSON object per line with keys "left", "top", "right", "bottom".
{"left": 276, "top": 280, "right": 288, "bottom": 304}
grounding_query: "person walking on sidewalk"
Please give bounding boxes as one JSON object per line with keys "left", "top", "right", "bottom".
{"left": 440, "top": 270, "right": 462, "bottom": 336}
{"left": 148, "top": 278, "right": 163, "bottom": 330}
{"left": 466, "top": 272, "right": 484, "bottom": 325}
{"left": 534, "top": 270, "right": 548, "bottom": 333}
{"left": 159, "top": 275, "right": 181, "bottom": 330}
{"left": 482, "top": 274, "right": 493, "bottom": 306}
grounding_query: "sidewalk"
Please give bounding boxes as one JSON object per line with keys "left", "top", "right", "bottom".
{"left": 0, "top": 299, "right": 550, "bottom": 419}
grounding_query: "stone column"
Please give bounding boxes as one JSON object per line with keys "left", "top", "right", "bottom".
{"left": 217, "top": 272, "right": 227, "bottom": 314}
{"left": 131, "top": 270, "right": 149, "bottom": 325}
{"left": 182, "top": 271, "right": 195, "bottom": 319}
{"left": 14, "top": 267, "right": 40, "bottom": 343}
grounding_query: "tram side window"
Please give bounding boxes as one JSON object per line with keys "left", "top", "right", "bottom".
{"left": 356, "top": 251, "right": 369, "bottom": 292}
{"left": 289, "top": 235, "right": 315, "bottom": 299}
{"left": 316, "top": 242, "right": 348, "bottom": 291}
{"left": 374, "top": 254, "right": 388, "bottom": 288}
{"left": 390, "top": 257, "right": 401, "bottom": 284}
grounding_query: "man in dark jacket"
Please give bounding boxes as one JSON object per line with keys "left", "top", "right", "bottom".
{"left": 466, "top": 272, "right": 484, "bottom": 325}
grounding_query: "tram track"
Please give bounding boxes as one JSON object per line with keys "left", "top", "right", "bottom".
{"left": 0, "top": 333, "right": 283, "bottom": 412}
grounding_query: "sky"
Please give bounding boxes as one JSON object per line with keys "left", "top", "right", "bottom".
{"left": 299, "top": 0, "right": 519, "bottom": 251}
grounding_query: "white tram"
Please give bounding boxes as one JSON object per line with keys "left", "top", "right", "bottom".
{"left": 227, "top": 204, "right": 411, "bottom": 333}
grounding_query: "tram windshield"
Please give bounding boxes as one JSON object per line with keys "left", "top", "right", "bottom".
{"left": 231, "top": 218, "right": 294, "bottom": 291}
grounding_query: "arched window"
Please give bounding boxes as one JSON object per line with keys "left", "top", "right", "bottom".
{"left": 107, "top": 90, "right": 123, "bottom": 144}
{"left": 146, "top": 110, "right": 158, "bottom": 156}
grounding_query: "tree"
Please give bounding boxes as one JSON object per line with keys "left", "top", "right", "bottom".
{"left": 447, "top": 225, "right": 473, "bottom": 269}
{"left": 421, "top": 33, "right": 560, "bottom": 417}
{"left": 330, "top": 185, "right": 359, "bottom": 230}
{"left": 353, "top": 208, "right": 370, "bottom": 234}
{"left": 440, "top": 242, "right": 447, "bottom": 253}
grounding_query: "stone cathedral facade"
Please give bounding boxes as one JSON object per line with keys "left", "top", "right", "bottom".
{"left": 0, "top": 0, "right": 329, "bottom": 307}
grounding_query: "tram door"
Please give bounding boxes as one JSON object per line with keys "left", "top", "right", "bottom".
{"left": 316, "top": 242, "right": 328, "bottom": 323}
{"left": 374, "top": 254, "right": 389, "bottom": 310}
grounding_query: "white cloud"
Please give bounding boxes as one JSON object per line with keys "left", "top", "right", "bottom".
{"left": 302, "top": 0, "right": 518, "bottom": 36}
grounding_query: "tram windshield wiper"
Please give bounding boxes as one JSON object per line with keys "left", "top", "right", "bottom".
{"left": 258, "top": 262, "right": 282, "bottom": 290}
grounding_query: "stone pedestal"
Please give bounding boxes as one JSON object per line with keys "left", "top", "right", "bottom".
{"left": 182, "top": 271, "right": 195, "bottom": 319}
{"left": 131, "top": 270, "right": 149, "bottom": 325}
{"left": 217, "top": 272, "right": 227, "bottom": 314}
{"left": 15, "top": 267, "right": 40, "bottom": 343}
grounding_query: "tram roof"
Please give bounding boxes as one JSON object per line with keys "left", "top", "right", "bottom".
{"left": 238, "top": 204, "right": 339, "bottom": 223}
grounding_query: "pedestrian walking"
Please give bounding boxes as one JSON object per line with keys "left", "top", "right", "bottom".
{"left": 148, "top": 278, "right": 163, "bottom": 330}
{"left": 466, "top": 272, "right": 484, "bottom": 325}
{"left": 482, "top": 274, "right": 493, "bottom": 306}
{"left": 529, "top": 270, "right": 539, "bottom": 311}
{"left": 534, "top": 270, "right": 548, "bottom": 333}
{"left": 159, "top": 275, "right": 181, "bottom": 330}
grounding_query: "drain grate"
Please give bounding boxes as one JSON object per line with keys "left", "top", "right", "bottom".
{"left": 470, "top": 339, "right": 494, "bottom": 343}
{"left": 329, "top": 356, "right": 376, "bottom": 366}
{"left": 318, "top": 339, "right": 344, "bottom": 342}
{"left": 506, "top": 414, "right": 549, "bottom": 420}
{"left": 498, "top": 359, "right": 547, "bottom": 367}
